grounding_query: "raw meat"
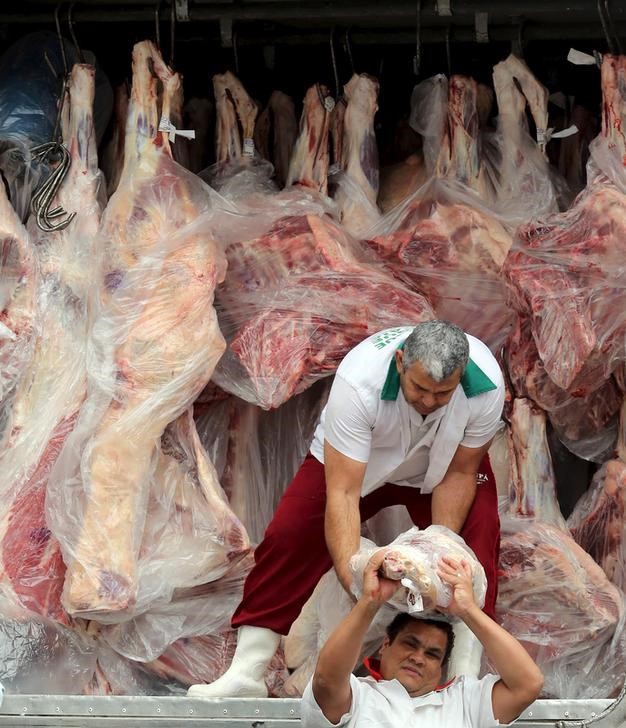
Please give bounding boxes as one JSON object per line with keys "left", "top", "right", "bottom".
{"left": 377, "top": 153, "right": 427, "bottom": 213}
{"left": 196, "top": 379, "right": 330, "bottom": 543}
{"left": 504, "top": 316, "right": 621, "bottom": 460}
{"left": 333, "top": 73, "right": 381, "bottom": 237}
{"left": 286, "top": 83, "right": 333, "bottom": 194}
{"left": 506, "top": 398, "right": 566, "bottom": 529}
{"left": 367, "top": 74, "right": 513, "bottom": 349}
{"left": 497, "top": 516, "right": 626, "bottom": 699}
{"left": 213, "top": 71, "right": 258, "bottom": 164}
{"left": 211, "top": 81, "right": 434, "bottom": 409}
{"left": 48, "top": 41, "right": 228, "bottom": 620}
{"left": 569, "top": 400, "right": 626, "bottom": 591}
{"left": 351, "top": 526, "right": 487, "bottom": 613}
{"left": 503, "top": 55, "right": 626, "bottom": 401}
{"left": 0, "top": 63, "right": 103, "bottom": 623}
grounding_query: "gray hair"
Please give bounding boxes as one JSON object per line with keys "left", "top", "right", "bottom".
{"left": 402, "top": 321, "right": 469, "bottom": 381}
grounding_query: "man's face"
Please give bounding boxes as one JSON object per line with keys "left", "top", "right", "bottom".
{"left": 379, "top": 621, "right": 447, "bottom": 697}
{"left": 395, "top": 351, "right": 462, "bottom": 416}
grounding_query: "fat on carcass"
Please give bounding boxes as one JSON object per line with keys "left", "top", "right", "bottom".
{"left": 47, "top": 41, "right": 230, "bottom": 620}
{"left": 332, "top": 73, "right": 381, "bottom": 237}
{"left": 503, "top": 54, "right": 626, "bottom": 459}
{"left": 0, "top": 64, "right": 103, "bottom": 624}
{"left": 209, "top": 75, "right": 434, "bottom": 409}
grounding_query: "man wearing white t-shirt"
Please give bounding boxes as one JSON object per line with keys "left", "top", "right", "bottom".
{"left": 302, "top": 550, "right": 543, "bottom": 728}
{"left": 189, "top": 321, "right": 505, "bottom": 698}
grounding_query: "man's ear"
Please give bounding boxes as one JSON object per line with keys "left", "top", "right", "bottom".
{"left": 379, "top": 635, "right": 390, "bottom": 656}
{"left": 395, "top": 349, "right": 404, "bottom": 373}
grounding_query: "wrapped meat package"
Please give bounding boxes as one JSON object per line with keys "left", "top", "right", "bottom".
{"left": 497, "top": 517, "right": 626, "bottom": 698}
{"left": 350, "top": 525, "right": 487, "bottom": 614}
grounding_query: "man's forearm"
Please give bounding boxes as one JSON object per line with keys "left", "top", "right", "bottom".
{"left": 461, "top": 603, "right": 543, "bottom": 695}
{"left": 325, "top": 490, "right": 362, "bottom": 590}
{"left": 431, "top": 472, "right": 476, "bottom": 533}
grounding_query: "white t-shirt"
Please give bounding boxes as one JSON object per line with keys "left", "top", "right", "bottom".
{"left": 309, "top": 327, "right": 504, "bottom": 495}
{"left": 301, "top": 673, "right": 509, "bottom": 728}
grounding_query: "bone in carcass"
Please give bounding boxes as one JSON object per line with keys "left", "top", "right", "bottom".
{"left": 503, "top": 55, "right": 626, "bottom": 401}
{"left": 333, "top": 73, "right": 381, "bottom": 237}
{"left": 264, "top": 91, "right": 297, "bottom": 187}
{"left": 568, "top": 399, "right": 626, "bottom": 591}
{"left": 210, "top": 81, "right": 434, "bottom": 409}
{"left": 183, "top": 96, "right": 213, "bottom": 173}
{"left": 49, "top": 41, "right": 228, "bottom": 619}
{"left": 367, "top": 74, "right": 513, "bottom": 350}
{"left": 0, "top": 64, "right": 104, "bottom": 623}
{"left": 497, "top": 517, "right": 626, "bottom": 698}
{"left": 507, "top": 398, "right": 567, "bottom": 529}
{"left": 286, "top": 84, "right": 333, "bottom": 194}
{"left": 213, "top": 71, "right": 258, "bottom": 164}
{"left": 101, "top": 83, "right": 129, "bottom": 197}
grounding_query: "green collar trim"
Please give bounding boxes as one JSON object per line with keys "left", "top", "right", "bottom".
{"left": 380, "top": 343, "right": 497, "bottom": 401}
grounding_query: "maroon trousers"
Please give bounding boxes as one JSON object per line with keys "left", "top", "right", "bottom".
{"left": 232, "top": 454, "right": 500, "bottom": 634}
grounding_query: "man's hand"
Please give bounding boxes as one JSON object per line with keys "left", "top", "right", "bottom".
{"left": 437, "top": 556, "right": 478, "bottom": 618}
{"left": 361, "top": 549, "right": 400, "bottom": 607}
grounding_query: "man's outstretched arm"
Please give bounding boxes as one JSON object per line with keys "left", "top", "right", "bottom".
{"left": 439, "top": 557, "right": 543, "bottom": 725}
{"left": 312, "top": 550, "right": 399, "bottom": 724}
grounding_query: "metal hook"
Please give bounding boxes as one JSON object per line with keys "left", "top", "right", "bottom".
{"left": 445, "top": 24, "right": 452, "bottom": 77}
{"left": 603, "top": 0, "right": 623, "bottom": 54}
{"left": 67, "top": 3, "right": 85, "bottom": 64}
{"left": 598, "top": 0, "right": 616, "bottom": 53}
{"left": 154, "top": 0, "right": 161, "bottom": 51}
{"left": 54, "top": 2, "right": 69, "bottom": 78}
{"left": 413, "top": 0, "right": 422, "bottom": 76}
{"left": 344, "top": 27, "right": 355, "bottom": 75}
{"left": 233, "top": 28, "right": 240, "bottom": 75}
{"left": 330, "top": 26, "right": 340, "bottom": 100}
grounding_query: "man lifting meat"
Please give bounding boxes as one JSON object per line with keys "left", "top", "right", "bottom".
{"left": 188, "top": 320, "right": 504, "bottom": 697}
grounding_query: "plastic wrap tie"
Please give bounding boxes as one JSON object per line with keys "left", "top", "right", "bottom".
{"left": 243, "top": 137, "right": 255, "bottom": 157}
{"left": 568, "top": 48, "right": 602, "bottom": 67}
{"left": 158, "top": 116, "right": 196, "bottom": 142}
{"left": 401, "top": 577, "right": 424, "bottom": 613}
{"left": 537, "top": 125, "right": 579, "bottom": 145}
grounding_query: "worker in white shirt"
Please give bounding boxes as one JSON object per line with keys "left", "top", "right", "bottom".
{"left": 189, "top": 320, "right": 504, "bottom": 698}
{"left": 301, "top": 549, "right": 543, "bottom": 728}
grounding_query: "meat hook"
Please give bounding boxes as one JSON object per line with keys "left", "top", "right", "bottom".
{"left": 154, "top": 0, "right": 162, "bottom": 52}
{"left": 413, "top": 0, "right": 422, "bottom": 76}
{"left": 67, "top": 3, "right": 85, "bottom": 64}
{"left": 169, "top": 0, "right": 176, "bottom": 68}
{"left": 603, "top": 0, "right": 623, "bottom": 54}
{"left": 344, "top": 27, "right": 355, "bottom": 76}
{"left": 329, "top": 27, "right": 340, "bottom": 100}
{"left": 445, "top": 24, "right": 452, "bottom": 77}
{"left": 597, "top": 0, "right": 617, "bottom": 54}
{"left": 30, "top": 142, "right": 76, "bottom": 232}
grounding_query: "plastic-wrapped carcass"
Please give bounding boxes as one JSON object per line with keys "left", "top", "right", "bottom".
{"left": 46, "top": 41, "right": 238, "bottom": 622}
{"left": 503, "top": 54, "right": 626, "bottom": 460}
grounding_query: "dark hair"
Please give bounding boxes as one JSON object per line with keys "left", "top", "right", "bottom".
{"left": 386, "top": 613, "right": 455, "bottom": 666}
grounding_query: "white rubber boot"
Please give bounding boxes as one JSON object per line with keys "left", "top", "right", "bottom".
{"left": 446, "top": 622, "right": 483, "bottom": 680}
{"left": 187, "top": 626, "right": 281, "bottom": 698}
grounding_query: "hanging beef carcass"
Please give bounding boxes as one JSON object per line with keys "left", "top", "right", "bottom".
{"left": 569, "top": 399, "right": 626, "bottom": 591}
{"left": 209, "top": 76, "right": 434, "bottom": 409}
{"left": 0, "top": 64, "right": 104, "bottom": 624}
{"left": 503, "top": 55, "right": 626, "bottom": 459}
{"left": 47, "top": 41, "right": 230, "bottom": 620}
{"left": 332, "top": 73, "right": 381, "bottom": 237}
{"left": 368, "top": 74, "right": 512, "bottom": 350}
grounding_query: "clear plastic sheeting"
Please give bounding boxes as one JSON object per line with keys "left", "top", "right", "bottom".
{"left": 496, "top": 517, "right": 626, "bottom": 699}
{"left": 196, "top": 379, "right": 330, "bottom": 544}
{"left": 569, "top": 457, "right": 626, "bottom": 593}
{"left": 45, "top": 41, "right": 235, "bottom": 622}
{"left": 211, "top": 210, "right": 434, "bottom": 409}
{"left": 367, "top": 74, "right": 513, "bottom": 351}
{"left": 350, "top": 526, "right": 487, "bottom": 614}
